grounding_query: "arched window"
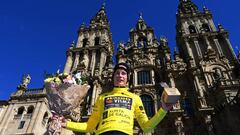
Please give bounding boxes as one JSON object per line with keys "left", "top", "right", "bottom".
{"left": 137, "top": 70, "right": 152, "bottom": 85}
{"left": 182, "top": 98, "right": 193, "bottom": 117}
{"left": 137, "top": 37, "right": 147, "bottom": 48}
{"left": 17, "top": 106, "right": 25, "bottom": 115}
{"left": 202, "top": 24, "right": 210, "bottom": 32}
{"left": 95, "top": 50, "right": 101, "bottom": 67}
{"left": 189, "top": 25, "right": 196, "bottom": 33}
{"left": 82, "top": 38, "right": 88, "bottom": 47}
{"left": 95, "top": 37, "right": 100, "bottom": 46}
{"left": 140, "top": 95, "right": 154, "bottom": 117}
{"left": 27, "top": 106, "right": 34, "bottom": 114}
{"left": 42, "top": 112, "right": 49, "bottom": 126}
{"left": 15, "top": 106, "right": 25, "bottom": 119}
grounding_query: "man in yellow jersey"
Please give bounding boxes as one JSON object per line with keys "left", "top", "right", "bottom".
{"left": 61, "top": 63, "right": 175, "bottom": 135}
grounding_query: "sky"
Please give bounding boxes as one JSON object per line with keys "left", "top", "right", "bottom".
{"left": 0, "top": 0, "right": 240, "bottom": 100}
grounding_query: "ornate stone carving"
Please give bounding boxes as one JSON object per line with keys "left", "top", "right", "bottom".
{"left": 17, "top": 74, "right": 31, "bottom": 89}
{"left": 175, "top": 117, "right": 184, "bottom": 135}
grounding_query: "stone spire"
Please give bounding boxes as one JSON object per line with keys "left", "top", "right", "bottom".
{"left": 139, "top": 12, "right": 143, "bottom": 20}
{"left": 136, "top": 12, "right": 147, "bottom": 31}
{"left": 89, "top": 3, "right": 109, "bottom": 29}
{"left": 177, "top": 0, "right": 199, "bottom": 15}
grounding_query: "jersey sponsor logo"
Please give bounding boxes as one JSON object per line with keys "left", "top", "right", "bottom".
{"left": 104, "top": 96, "right": 132, "bottom": 110}
{"left": 103, "top": 111, "right": 108, "bottom": 119}
{"left": 102, "top": 109, "right": 131, "bottom": 125}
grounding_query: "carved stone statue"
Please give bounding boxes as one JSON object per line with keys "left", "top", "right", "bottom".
{"left": 175, "top": 117, "right": 184, "bottom": 135}
{"left": 214, "top": 68, "right": 222, "bottom": 80}
{"left": 16, "top": 74, "right": 31, "bottom": 95}
{"left": 21, "top": 74, "right": 31, "bottom": 89}
{"left": 118, "top": 43, "right": 125, "bottom": 55}
{"left": 82, "top": 50, "right": 89, "bottom": 68}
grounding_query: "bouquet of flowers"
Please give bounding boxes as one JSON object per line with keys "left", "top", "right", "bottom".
{"left": 44, "top": 72, "right": 90, "bottom": 135}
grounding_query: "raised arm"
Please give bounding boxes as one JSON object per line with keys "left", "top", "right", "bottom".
{"left": 135, "top": 95, "right": 168, "bottom": 133}
{"left": 64, "top": 96, "right": 102, "bottom": 133}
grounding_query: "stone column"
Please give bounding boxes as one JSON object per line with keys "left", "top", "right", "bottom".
{"left": 88, "top": 80, "right": 98, "bottom": 115}
{"left": 31, "top": 102, "right": 45, "bottom": 133}
{"left": 83, "top": 50, "right": 89, "bottom": 69}
{"left": 213, "top": 38, "right": 223, "bottom": 56}
{"left": 0, "top": 103, "right": 14, "bottom": 134}
{"left": 209, "top": 19, "right": 217, "bottom": 31}
{"left": 224, "top": 36, "right": 238, "bottom": 60}
{"left": 90, "top": 50, "right": 96, "bottom": 76}
{"left": 72, "top": 52, "right": 80, "bottom": 71}
{"left": 134, "top": 70, "right": 137, "bottom": 87}
{"left": 76, "top": 34, "right": 83, "bottom": 48}
{"left": 184, "top": 39, "right": 194, "bottom": 60}
{"left": 193, "top": 39, "right": 202, "bottom": 58}
{"left": 194, "top": 75, "right": 203, "bottom": 96}
{"left": 194, "top": 74, "right": 207, "bottom": 108}
{"left": 63, "top": 50, "right": 73, "bottom": 74}
{"left": 0, "top": 106, "right": 7, "bottom": 124}
{"left": 151, "top": 70, "right": 155, "bottom": 85}
{"left": 26, "top": 102, "right": 41, "bottom": 133}
{"left": 203, "top": 36, "right": 211, "bottom": 47}
{"left": 204, "top": 73, "right": 211, "bottom": 86}
{"left": 99, "top": 49, "right": 106, "bottom": 75}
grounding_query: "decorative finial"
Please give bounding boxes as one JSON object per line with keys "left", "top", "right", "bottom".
{"left": 174, "top": 47, "right": 178, "bottom": 54}
{"left": 203, "top": 6, "right": 210, "bottom": 13}
{"left": 101, "top": 1, "right": 106, "bottom": 9}
{"left": 139, "top": 12, "right": 143, "bottom": 20}
{"left": 81, "top": 22, "right": 85, "bottom": 27}
{"left": 56, "top": 69, "right": 60, "bottom": 74}
{"left": 56, "top": 65, "right": 61, "bottom": 75}
{"left": 218, "top": 23, "right": 224, "bottom": 32}
{"left": 17, "top": 74, "right": 31, "bottom": 90}
{"left": 71, "top": 41, "right": 75, "bottom": 47}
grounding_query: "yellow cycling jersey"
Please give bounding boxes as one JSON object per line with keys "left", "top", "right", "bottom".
{"left": 66, "top": 87, "right": 167, "bottom": 135}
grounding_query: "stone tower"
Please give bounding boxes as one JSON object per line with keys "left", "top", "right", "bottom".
{"left": 0, "top": 75, "right": 50, "bottom": 135}
{"left": 63, "top": 4, "right": 114, "bottom": 117}
{"left": 175, "top": 0, "right": 240, "bottom": 134}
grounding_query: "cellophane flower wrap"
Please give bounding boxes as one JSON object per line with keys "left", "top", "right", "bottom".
{"left": 44, "top": 73, "right": 90, "bottom": 135}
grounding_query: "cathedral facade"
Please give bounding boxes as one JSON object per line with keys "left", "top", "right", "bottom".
{"left": 1, "top": 0, "right": 240, "bottom": 135}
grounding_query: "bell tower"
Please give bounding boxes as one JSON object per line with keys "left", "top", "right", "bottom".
{"left": 176, "top": 0, "right": 240, "bottom": 134}
{"left": 63, "top": 4, "right": 113, "bottom": 76}
{"left": 176, "top": 0, "right": 237, "bottom": 65}
{"left": 63, "top": 4, "right": 114, "bottom": 116}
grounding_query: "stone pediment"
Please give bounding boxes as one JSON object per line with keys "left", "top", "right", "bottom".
{"left": 200, "top": 56, "right": 231, "bottom": 72}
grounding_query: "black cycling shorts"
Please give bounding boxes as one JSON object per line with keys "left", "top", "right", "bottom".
{"left": 99, "top": 130, "right": 128, "bottom": 135}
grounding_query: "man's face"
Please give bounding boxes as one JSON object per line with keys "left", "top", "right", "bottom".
{"left": 113, "top": 68, "right": 128, "bottom": 87}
